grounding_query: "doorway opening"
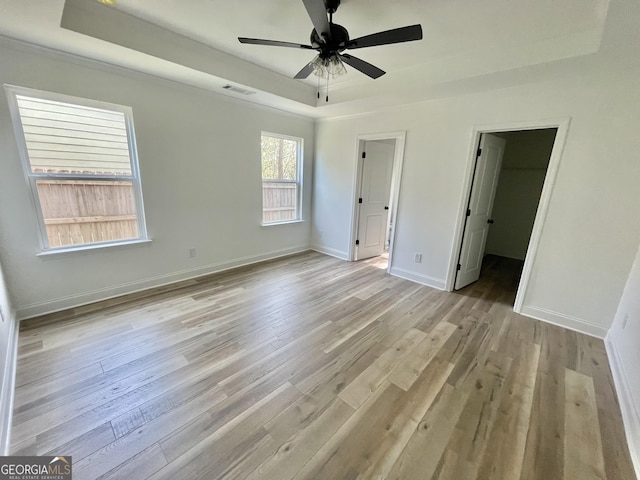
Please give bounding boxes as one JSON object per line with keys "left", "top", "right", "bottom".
{"left": 451, "top": 122, "right": 568, "bottom": 312}
{"left": 350, "top": 132, "right": 406, "bottom": 273}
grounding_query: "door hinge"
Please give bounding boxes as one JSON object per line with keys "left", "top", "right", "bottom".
{"left": 457, "top": 263, "right": 461, "bottom": 271}
{"left": 356, "top": 239, "right": 360, "bottom": 245}
{"left": 476, "top": 147, "right": 482, "bottom": 157}
{"left": 358, "top": 198, "right": 363, "bottom": 204}
{"left": 466, "top": 208, "right": 471, "bottom": 217}
{"left": 362, "top": 151, "right": 366, "bottom": 158}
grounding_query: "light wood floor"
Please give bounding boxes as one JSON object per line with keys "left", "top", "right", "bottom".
{"left": 10, "top": 252, "right": 636, "bottom": 480}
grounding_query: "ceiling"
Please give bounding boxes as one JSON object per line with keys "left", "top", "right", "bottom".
{"left": 0, "top": 0, "right": 624, "bottom": 117}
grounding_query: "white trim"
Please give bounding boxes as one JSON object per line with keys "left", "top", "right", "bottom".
{"left": 605, "top": 334, "right": 640, "bottom": 478}
{"left": 0, "top": 312, "right": 18, "bottom": 455}
{"left": 349, "top": 131, "right": 407, "bottom": 273}
{"left": 519, "top": 305, "right": 607, "bottom": 339}
{"left": 389, "top": 267, "right": 446, "bottom": 291}
{"left": 3, "top": 84, "right": 149, "bottom": 252}
{"left": 37, "top": 238, "right": 152, "bottom": 257}
{"left": 260, "top": 219, "right": 305, "bottom": 227}
{"left": 310, "top": 245, "right": 350, "bottom": 261}
{"left": 446, "top": 118, "right": 571, "bottom": 313}
{"left": 16, "top": 245, "right": 309, "bottom": 320}
{"left": 513, "top": 120, "right": 570, "bottom": 311}
{"left": 260, "top": 132, "right": 304, "bottom": 225}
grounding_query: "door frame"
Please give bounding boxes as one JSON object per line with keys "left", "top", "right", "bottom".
{"left": 446, "top": 118, "right": 571, "bottom": 314}
{"left": 349, "top": 131, "right": 407, "bottom": 273}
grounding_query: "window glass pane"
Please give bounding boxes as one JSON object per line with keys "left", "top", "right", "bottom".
{"left": 261, "top": 135, "right": 297, "bottom": 181}
{"left": 16, "top": 95, "right": 132, "bottom": 176}
{"left": 36, "top": 179, "right": 139, "bottom": 248}
{"left": 7, "top": 87, "right": 147, "bottom": 250}
{"left": 261, "top": 133, "right": 302, "bottom": 224}
{"left": 262, "top": 182, "right": 298, "bottom": 224}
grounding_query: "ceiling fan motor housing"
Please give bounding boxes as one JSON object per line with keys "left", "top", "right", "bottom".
{"left": 310, "top": 23, "right": 349, "bottom": 53}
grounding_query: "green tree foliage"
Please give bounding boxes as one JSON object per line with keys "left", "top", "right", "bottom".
{"left": 262, "top": 135, "right": 297, "bottom": 180}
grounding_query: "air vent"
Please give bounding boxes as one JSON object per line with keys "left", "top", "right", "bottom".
{"left": 222, "top": 85, "right": 256, "bottom": 95}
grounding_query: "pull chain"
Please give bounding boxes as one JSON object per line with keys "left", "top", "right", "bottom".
{"left": 326, "top": 74, "right": 329, "bottom": 102}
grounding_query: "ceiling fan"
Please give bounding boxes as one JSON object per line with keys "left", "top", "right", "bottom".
{"left": 238, "top": 0, "right": 423, "bottom": 81}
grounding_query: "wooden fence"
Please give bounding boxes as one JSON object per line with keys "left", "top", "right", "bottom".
{"left": 262, "top": 182, "right": 297, "bottom": 223}
{"left": 36, "top": 179, "right": 138, "bottom": 248}
{"left": 37, "top": 180, "right": 297, "bottom": 247}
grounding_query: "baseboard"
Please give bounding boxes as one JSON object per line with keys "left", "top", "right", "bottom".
{"left": 0, "top": 312, "right": 18, "bottom": 455}
{"left": 605, "top": 334, "right": 640, "bottom": 478}
{"left": 310, "top": 244, "right": 350, "bottom": 261}
{"left": 519, "top": 305, "right": 608, "bottom": 339}
{"left": 389, "top": 267, "right": 446, "bottom": 291}
{"left": 16, "top": 245, "right": 310, "bottom": 320}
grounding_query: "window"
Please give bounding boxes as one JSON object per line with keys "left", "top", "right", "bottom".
{"left": 261, "top": 133, "right": 303, "bottom": 224}
{"left": 5, "top": 86, "right": 147, "bottom": 252}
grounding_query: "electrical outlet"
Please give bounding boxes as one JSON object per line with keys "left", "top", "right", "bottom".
{"left": 188, "top": 248, "right": 196, "bottom": 258}
{"left": 414, "top": 253, "right": 422, "bottom": 263}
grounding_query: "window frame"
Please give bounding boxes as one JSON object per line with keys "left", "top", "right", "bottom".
{"left": 260, "top": 131, "right": 304, "bottom": 226}
{"left": 4, "top": 84, "right": 149, "bottom": 253}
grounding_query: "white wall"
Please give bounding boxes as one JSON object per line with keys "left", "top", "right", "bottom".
{"left": 485, "top": 129, "right": 556, "bottom": 260}
{"left": 0, "top": 257, "right": 16, "bottom": 454}
{"left": 312, "top": 68, "right": 640, "bottom": 337}
{"left": 607, "top": 241, "right": 640, "bottom": 474}
{"left": 0, "top": 41, "right": 314, "bottom": 318}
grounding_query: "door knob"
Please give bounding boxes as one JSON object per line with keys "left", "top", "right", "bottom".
{"left": 487, "top": 219, "right": 494, "bottom": 224}
{"left": 384, "top": 206, "right": 389, "bottom": 210}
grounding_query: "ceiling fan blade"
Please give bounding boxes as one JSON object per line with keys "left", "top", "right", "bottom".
{"left": 238, "top": 37, "right": 314, "bottom": 49}
{"left": 294, "top": 62, "right": 315, "bottom": 79}
{"left": 302, "top": 0, "right": 331, "bottom": 41}
{"left": 339, "top": 54, "right": 385, "bottom": 79}
{"left": 345, "top": 24, "right": 423, "bottom": 50}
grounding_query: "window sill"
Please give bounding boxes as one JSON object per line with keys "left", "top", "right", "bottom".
{"left": 261, "top": 219, "right": 305, "bottom": 227}
{"left": 37, "top": 238, "right": 152, "bottom": 257}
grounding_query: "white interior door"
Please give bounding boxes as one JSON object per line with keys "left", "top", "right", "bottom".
{"left": 455, "top": 133, "right": 506, "bottom": 289}
{"left": 356, "top": 140, "right": 394, "bottom": 260}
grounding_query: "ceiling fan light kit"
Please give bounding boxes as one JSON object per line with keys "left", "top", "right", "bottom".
{"left": 238, "top": 0, "right": 423, "bottom": 101}
{"left": 311, "top": 54, "right": 347, "bottom": 80}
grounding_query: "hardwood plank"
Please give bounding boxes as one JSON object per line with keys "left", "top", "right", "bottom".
{"left": 389, "top": 321, "right": 457, "bottom": 390}
{"left": 96, "top": 444, "right": 167, "bottom": 480}
{"left": 444, "top": 350, "right": 512, "bottom": 475}
{"left": 12, "top": 354, "right": 191, "bottom": 447}
{"left": 585, "top": 337, "right": 637, "bottom": 480}
{"left": 431, "top": 448, "right": 477, "bottom": 480}
{"left": 246, "top": 396, "right": 354, "bottom": 480}
{"left": 71, "top": 382, "right": 228, "bottom": 480}
{"left": 564, "top": 368, "right": 606, "bottom": 480}
{"left": 152, "top": 383, "right": 301, "bottom": 480}
{"left": 520, "top": 323, "right": 567, "bottom": 480}
{"left": 476, "top": 343, "right": 541, "bottom": 479}
{"left": 338, "top": 327, "right": 426, "bottom": 409}
{"left": 159, "top": 377, "right": 302, "bottom": 463}
{"left": 293, "top": 380, "right": 405, "bottom": 479}
{"left": 357, "top": 359, "right": 455, "bottom": 479}
{"left": 9, "top": 252, "right": 635, "bottom": 480}
{"left": 386, "top": 383, "right": 472, "bottom": 479}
